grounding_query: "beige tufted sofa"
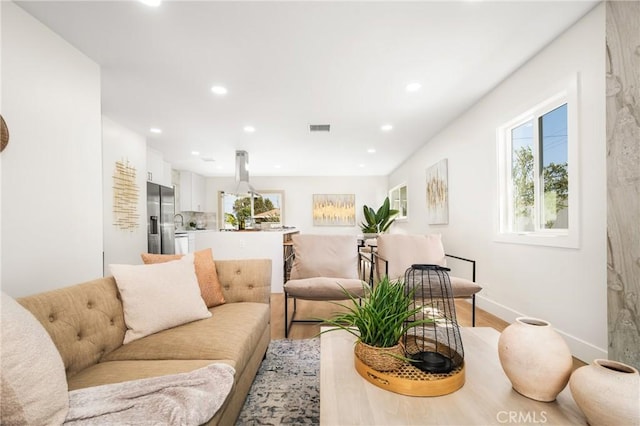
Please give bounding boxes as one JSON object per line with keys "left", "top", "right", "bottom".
{"left": 17, "top": 258, "right": 272, "bottom": 426}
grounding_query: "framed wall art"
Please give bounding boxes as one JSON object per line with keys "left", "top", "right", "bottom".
{"left": 312, "top": 194, "right": 356, "bottom": 226}
{"left": 426, "top": 159, "right": 448, "bottom": 224}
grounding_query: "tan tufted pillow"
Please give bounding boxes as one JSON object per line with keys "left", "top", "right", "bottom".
{"left": 111, "top": 254, "right": 212, "bottom": 344}
{"left": 1, "top": 292, "right": 69, "bottom": 425}
{"left": 141, "top": 248, "right": 225, "bottom": 307}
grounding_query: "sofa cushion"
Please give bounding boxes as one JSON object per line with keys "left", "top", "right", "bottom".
{"left": 449, "top": 276, "right": 483, "bottom": 298}
{"left": 284, "top": 277, "right": 367, "bottom": 300}
{"left": 65, "top": 363, "right": 235, "bottom": 426}
{"left": 141, "top": 248, "right": 226, "bottom": 308}
{"left": 1, "top": 292, "right": 69, "bottom": 425}
{"left": 102, "top": 302, "right": 269, "bottom": 378}
{"left": 110, "top": 254, "right": 211, "bottom": 344}
{"left": 67, "top": 359, "right": 233, "bottom": 391}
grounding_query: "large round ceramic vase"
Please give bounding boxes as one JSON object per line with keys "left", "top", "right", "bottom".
{"left": 354, "top": 341, "right": 404, "bottom": 372}
{"left": 497, "top": 317, "right": 573, "bottom": 402}
{"left": 569, "top": 359, "right": 640, "bottom": 426}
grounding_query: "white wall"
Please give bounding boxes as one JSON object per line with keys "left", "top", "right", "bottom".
{"left": 1, "top": 2, "right": 103, "bottom": 297}
{"left": 102, "top": 116, "right": 148, "bottom": 275}
{"left": 205, "top": 175, "right": 389, "bottom": 234}
{"left": 389, "top": 4, "right": 606, "bottom": 362}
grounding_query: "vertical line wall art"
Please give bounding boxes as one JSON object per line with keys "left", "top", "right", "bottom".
{"left": 426, "top": 159, "right": 449, "bottom": 225}
{"left": 113, "top": 159, "right": 139, "bottom": 231}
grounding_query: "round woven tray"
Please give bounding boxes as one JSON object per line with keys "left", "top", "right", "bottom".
{"left": 354, "top": 355, "right": 465, "bottom": 396}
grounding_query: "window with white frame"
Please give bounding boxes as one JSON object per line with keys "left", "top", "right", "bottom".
{"left": 389, "top": 183, "right": 408, "bottom": 220}
{"left": 497, "top": 76, "right": 579, "bottom": 248}
{"left": 217, "top": 190, "right": 284, "bottom": 230}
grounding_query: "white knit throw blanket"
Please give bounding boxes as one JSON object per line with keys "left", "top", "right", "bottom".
{"left": 64, "top": 363, "right": 235, "bottom": 426}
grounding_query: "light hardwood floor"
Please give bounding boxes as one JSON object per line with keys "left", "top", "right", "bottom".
{"left": 270, "top": 293, "right": 508, "bottom": 340}
{"left": 269, "top": 293, "right": 586, "bottom": 370}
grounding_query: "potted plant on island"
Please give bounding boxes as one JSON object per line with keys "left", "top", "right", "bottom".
{"left": 321, "top": 276, "right": 434, "bottom": 372}
{"left": 360, "top": 196, "right": 399, "bottom": 238}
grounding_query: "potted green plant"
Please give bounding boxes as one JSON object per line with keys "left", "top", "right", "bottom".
{"left": 322, "top": 276, "right": 433, "bottom": 372}
{"left": 360, "top": 196, "right": 399, "bottom": 237}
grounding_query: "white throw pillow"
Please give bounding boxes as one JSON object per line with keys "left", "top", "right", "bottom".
{"left": 0, "top": 292, "right": 69, "bottom": 425}
{"left": 110, "top": 253, "right": 211, "bottom": 344}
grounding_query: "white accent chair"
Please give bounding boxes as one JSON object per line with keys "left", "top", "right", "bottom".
{"left": 371, "top": 234, "right": 482, "bottom": 326}
{"left": 283, "top": 234, "right": 369, "bottom": 337}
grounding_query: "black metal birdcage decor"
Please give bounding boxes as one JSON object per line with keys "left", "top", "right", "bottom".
{"left": 403, "top": 264, "right": 464, "bottom": 374}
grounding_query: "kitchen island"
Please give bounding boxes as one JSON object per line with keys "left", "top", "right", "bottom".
{"left": 192, "top": 229, "right": 298, "bottom": 293}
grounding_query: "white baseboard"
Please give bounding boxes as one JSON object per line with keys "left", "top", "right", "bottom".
{"left": 475, "top": 295, "right": 607, "bottom": 364}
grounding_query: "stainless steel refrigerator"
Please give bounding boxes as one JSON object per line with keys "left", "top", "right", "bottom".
{"left": 147, "top": 182, "right": 175, "bottom": 254}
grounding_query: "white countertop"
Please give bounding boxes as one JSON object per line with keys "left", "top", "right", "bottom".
{"left": 176, "top": 228, "right": 297, "bottom": 235}
{"left": 175, "top": 229, "right": 216, "bottom": 234}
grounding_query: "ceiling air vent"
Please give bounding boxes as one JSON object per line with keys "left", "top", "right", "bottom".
{"left": 309, "top": 124, "right": 330, "bottom": 132}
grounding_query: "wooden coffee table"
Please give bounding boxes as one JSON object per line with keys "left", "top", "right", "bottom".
{"left": 320, "top": 327, "right": 586, "bottom": 425}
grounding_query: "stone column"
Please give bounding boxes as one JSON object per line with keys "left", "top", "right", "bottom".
{"left": 606, "top": 1, "right": 640, "bottom": 369}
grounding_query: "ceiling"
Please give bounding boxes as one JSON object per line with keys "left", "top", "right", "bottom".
{"left": 17, "top": 1, "right": 598, "bottom": 177}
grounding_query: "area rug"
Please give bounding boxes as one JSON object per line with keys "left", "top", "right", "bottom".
{"left": 236, "top": 338, "right": 320, "bottom": 425}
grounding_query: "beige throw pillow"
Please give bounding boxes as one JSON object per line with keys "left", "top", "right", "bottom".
{"left": 0, "top": 292, "right": 69, "bottom": 425}
{"left": 110, "top": 254, "right": 211, "bottom": 344}
{"left": 376, "top": 234, "right": 447, "bottom": 280}
{"left": 141, "top": 248, "right": 226, "bottom": 307}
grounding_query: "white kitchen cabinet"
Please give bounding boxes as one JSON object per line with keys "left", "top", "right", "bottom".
{"left": 147, "top": 147, "right": 171, "bottom": 187}
{"left": 180, "top": 171, "right": 206, "bottom": 212}
{"left": 162, "top": 161, "right": 172, "bottom": 187}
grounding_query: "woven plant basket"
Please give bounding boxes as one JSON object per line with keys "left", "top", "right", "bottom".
{"left": 1, "top": 115, "right": 9, "bottom": 153}
{"left": 355, "top": 340, "right": 404, "bottom": 372}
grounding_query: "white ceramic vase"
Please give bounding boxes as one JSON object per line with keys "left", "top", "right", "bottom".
{"left": 498, "top": 317, "right": 573, "bottom": 402}
{"left": 569, "top": 359, "right": 640, "bottom": 426}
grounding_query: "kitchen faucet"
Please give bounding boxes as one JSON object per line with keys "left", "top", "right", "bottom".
{"left": 173, "top": 214, "right": 184, "bottom": 230}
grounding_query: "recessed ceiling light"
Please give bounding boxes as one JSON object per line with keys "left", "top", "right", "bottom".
{"left": 274, "top": 164, "right": 282, "bottom": 169}
{"left": 211, "top": 86, "right": 228, "bottom": 95}
{"left": 381, "top": 124, "right": 393, "bottom": 132}
{"left": 149, "top": 128, "right": 162, "bottom": 134}
{"left": 405, "top": 82, "right": 422, "bottom": 92}
{"left": 139, "top": 0, "right": 161, "bottom": 7}
{"left": 243, "top": 126, "right": 255, "bottom": 133}
{"left": 191, "top": 151, "right": 200, "bottom": 156}
{"left": 367, "top": 148, "right": 376, "bottom": 154}
{"left": 359, "top": 163, "right": 365, "bottom": 168}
